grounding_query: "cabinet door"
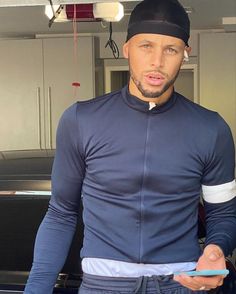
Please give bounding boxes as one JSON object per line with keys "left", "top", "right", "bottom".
{"left": 43, "top": 37, "right": 95, "bottom": 149}
{"left": 0, "top": 39, "right": 44, "bottom": 151}
{"left": 199, "top": 32, "right": 236, "bottom": 144}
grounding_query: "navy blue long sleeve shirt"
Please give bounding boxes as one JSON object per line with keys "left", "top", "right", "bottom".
{"left": 24, "top": 87, "right": 236, "bottom": 293}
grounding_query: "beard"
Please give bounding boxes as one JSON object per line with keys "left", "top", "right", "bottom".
{"left": 130, "top": 67, "right": 180, "bottom": 99}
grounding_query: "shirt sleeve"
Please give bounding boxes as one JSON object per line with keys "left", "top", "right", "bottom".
{"left": 24, "top": 104, "right": 85, "bottom": 294}
{"left": 201, "top": 114, "right": 236, "bottom": 256}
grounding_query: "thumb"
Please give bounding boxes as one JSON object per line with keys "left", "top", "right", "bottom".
{"left": 204, "top": 245, "right": 223, "bottom": 261}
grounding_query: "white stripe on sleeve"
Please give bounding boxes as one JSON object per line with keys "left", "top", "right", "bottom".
{"left": 202, "top": 179, "right": 236, "bottom": 203}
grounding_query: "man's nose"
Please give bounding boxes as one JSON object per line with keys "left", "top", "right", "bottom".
{"left": 150, "top": 49, "right": 165, "bottom": 68}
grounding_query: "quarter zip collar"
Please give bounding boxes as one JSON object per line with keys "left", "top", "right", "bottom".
{"left": 121, "top": 85, "right": 177, "bottom": 114}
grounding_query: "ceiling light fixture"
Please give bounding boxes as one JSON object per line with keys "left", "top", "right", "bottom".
{"left": 45, "top": 4, "right": 59, "bottom": 20}
{"left": 45, "top": 2, "right": 124, "bottom": 24}
{"left": 45, "top": 4, "right": 70, "bottom": 23}
{"left": 93, "top": 2, "right": 124, "bottom": 22}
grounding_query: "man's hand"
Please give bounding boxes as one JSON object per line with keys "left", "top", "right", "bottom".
{"left": 174, "top": 244, "right": 227, "bottom": 291}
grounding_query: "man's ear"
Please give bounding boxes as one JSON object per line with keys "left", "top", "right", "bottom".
{"left": 123, "top": 42, "right": 129, "bottom": 59}
{"left": 183, "top": 46, "right": 191, "bottom": 62}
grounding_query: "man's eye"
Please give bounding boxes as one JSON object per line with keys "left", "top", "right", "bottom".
{"left": 140, "top": 44, "right": 151, "bottom": 49}
{"left": 166, "top": 48, "right": 178, "bottom": 54}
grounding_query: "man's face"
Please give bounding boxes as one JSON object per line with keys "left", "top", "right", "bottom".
{"left": 123, "top": 33, "right": 189, "bottom": 103}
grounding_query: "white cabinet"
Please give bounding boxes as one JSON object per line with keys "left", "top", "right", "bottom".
{"left": 43, "top": 37, "right": 95, "bottom": 149}
{"left": 0, "top": 37, "right": 95, "bottom": 151}
{"left": 199, "top": 32, "right": 236, "bottom": 144}
{"left": 0, "top": 39, "right": 44, "bottom": 151}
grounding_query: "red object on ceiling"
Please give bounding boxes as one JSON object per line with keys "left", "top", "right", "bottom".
{"left": 65, "top": 4, "right": 97, "bottom": 21}
{"left": 72, "top": 82, "right": 80, "bottom": 87}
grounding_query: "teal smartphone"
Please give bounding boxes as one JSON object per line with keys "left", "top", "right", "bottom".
{"left": 174, "top": 269, "right": 229, "bottom": 276}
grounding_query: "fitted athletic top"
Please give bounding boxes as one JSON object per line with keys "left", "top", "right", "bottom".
{"left": 24, "top": 87, "right": 236, "bottom": 293}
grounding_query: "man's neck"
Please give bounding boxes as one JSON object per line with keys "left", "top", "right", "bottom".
{"left": 128, "top": 83, "right": 174, "bottom": 106}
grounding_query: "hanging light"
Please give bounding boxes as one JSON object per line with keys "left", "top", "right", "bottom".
{"left": 45, "top": 5, "right": 70, "bottom": 22}
{"left": 45, "top": 2, "right": 124, "bottom": 23}
{"left": 93, "top": 2, "right": 124, "bottom": 22}
{"left": 45, "top": 5, "right": 60, "bottom": 20}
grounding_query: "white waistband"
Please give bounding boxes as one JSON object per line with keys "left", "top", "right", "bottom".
{"left": 82, "top": 258, "right": 197, "bottom": 277}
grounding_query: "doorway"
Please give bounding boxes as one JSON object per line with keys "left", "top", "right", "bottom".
{"left": 105, "top": 63, "right": 198, "bottom": 103}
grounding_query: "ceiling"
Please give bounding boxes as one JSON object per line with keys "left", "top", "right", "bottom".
{"left": 0, "top": 0, "right": 235, "bottom": 38}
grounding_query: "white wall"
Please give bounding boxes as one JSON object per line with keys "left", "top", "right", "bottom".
{"left": 199, "top": 32, "right": 236, "bottom": 144}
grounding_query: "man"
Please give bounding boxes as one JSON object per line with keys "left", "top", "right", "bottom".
{"left": 24, "top": 0, "right": 236, "bottom": 293}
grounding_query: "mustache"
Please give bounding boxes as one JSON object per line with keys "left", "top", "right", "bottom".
{"left": 144, "top": 69, "right": 168, "bottom": 78}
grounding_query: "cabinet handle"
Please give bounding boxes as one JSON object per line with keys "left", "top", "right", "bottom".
{"left": 37, "top": 87, "right": 42, "bottom": 149}
{"left": 48, "top": 87, "right": 52, "bottom": 149}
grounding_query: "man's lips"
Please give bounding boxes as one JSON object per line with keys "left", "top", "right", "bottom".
{"left": 144, "top": 72, "right": 165, "bottom": 86}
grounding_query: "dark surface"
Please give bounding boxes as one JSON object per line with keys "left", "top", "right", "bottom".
{"left": 0, "top": 154, "right": 83, "bottom": 292}
{"left": 0, "top": 156, "right": 53, "bottom": 190}
{"left": 0, "top": 284, "right": 79, "bottom": 294}
{"left": 0, "top": 156, "right": 53, "bottom": 178}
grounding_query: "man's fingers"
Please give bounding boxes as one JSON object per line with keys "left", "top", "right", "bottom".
{"left": 204, "top": 245, "right": 224, "bottom": 261}
{"left": 174, "top": 274, "right": 203, "bottom": 291}
{"left": 174, "top": 274, "right": 224, "bottom": 291}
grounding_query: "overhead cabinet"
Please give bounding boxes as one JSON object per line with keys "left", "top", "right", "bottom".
{"left": 0, "top": 36, "right": 95, "bottom": 151}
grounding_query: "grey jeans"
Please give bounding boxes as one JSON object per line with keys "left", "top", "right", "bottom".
{"left": 78, "top": 273, "right": 208, "bottom": 294}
